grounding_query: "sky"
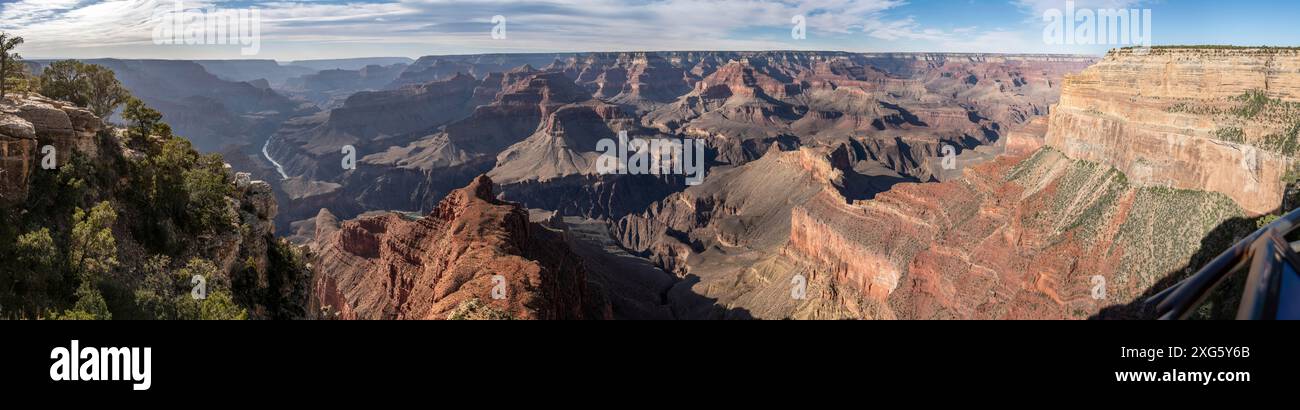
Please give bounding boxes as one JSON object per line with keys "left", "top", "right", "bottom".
{"left": 2, "top": 0, "right": 1298, "bottom": 61}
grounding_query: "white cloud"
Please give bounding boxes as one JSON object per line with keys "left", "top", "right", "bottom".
{"left": 0, "top": 0, "right": 1102, "bottom": 59}
{"left": 1013, "top": 0, "right": 1146, "bottom": 16}
{"left": 0, "top": 0, "right": 87, "bottom": 27}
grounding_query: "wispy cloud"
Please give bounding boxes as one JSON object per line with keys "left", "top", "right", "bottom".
{"left": 0, "top": 0, "right": 931, "bottom": 58}
{"left": 2, "top": 0, "right": 1293, "bottom": 59}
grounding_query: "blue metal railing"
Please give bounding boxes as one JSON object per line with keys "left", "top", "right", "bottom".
{"left": 1148, "top": 206, "right": 1300, "bottom": 319}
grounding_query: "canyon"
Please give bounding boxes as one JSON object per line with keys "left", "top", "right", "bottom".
{"left": 264, "top": 50, "right": 1109, "bottom": 319}
{"left": 15, "top": 47, "right": 1293, "bottom": 320}
{"left": 1043, "top": 48, "right": 1300, "bottom": 215}
{"left": 263, "top": 51, "right": 1095, "bottom": 228}
{"left": 763, "top": 48, "right": 1298, "bottom": 319}
{"left": 361, "top": 48, "right": 1287, "bottom": 320}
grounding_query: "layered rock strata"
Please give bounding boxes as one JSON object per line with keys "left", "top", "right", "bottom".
{"left": 1, "top": 95, "right": 102, "bottom": 203}
{"left": 310, "top": 176, "right": 611, "bottom": 320}
{"left": 1045, "top": 47, "right": 1300, "bottom": 215}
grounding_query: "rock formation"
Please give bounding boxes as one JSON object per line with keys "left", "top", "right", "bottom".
{"left": 309, "top": 176, "right": 611, "bottom": 320}
{"left": 247, "top": 51, "right": 1102, "bottom": 319}
{"left": 611, "top": 48, "right": 1295, "bottom": 319}
{"left": 1045, "top": 47, "right": 1300, "bottom": 215}
{"left": 611, "top": 144, "right": 905, "bottom": 318}
{"left": 775, "top": 48, "right": 1300, "bottom": 318}
{"left": 41, "top": 47, "right": 1283, "bottom": 320}
{"left": 265, "top": 51, "right": 1093, "bottom": 232}
{"left": 781, "top": 147, "right": 1250, "bottom": 319}
{"left": 0, "top": 95, "right": 102, "bottom": 204}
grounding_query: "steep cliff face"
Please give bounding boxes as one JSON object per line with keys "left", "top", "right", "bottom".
{"left": 608, "top": 49, "right": 1290, "bottom": 319}
{"left": 309, "top": 176, "right": 611, "bottom": 320}
{"left": 0, "top": 95, "right": 102, "bottom": 204}
{"left": 1044, "top": 48, "right": 1300, "bottom": 215}
{"left": 778, "top": 48, "right": 1298, "bottom": 318}
{"left": 610, "top": 145, "right": 907, "bottom": 319}
{"left": 0, "top": 123, "right": 34, "bottom": 204}
{"left": 1, "top": 106, "right": 39, "bottom": 205}
{"left": 781, "top": 147, "right": 1249, "bottom": 319}
{"left": 1005, "top": 117, "right": 1049, "bottom": 157}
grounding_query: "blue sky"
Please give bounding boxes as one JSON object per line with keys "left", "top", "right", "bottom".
{"left": 2, "top": 0, "right": 1297, "bottom": 61}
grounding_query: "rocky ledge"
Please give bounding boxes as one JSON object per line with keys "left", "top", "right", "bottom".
{"left": 1, "top": 95, "right": 103, "bottom": 204}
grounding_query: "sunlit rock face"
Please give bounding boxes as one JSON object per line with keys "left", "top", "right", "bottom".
{"left": 777, "top": 48, "right": 1300, "bottom": 319}
{"left": 309, "top": 176, "right": 612, "bottom": 320}
{"left": 1, "top": 94, "right": 102, "bottom": 204}
{"left": 1045, "top": 48, "right": 1300, "bottom": 215}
